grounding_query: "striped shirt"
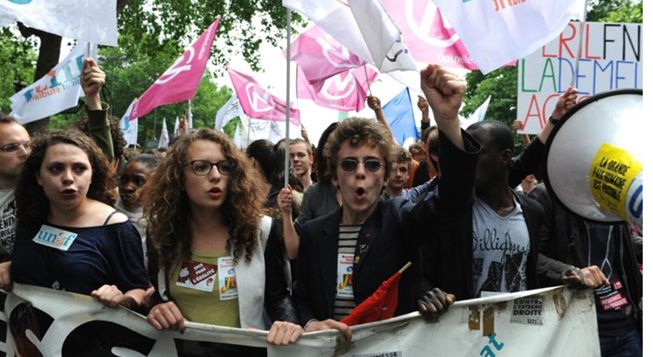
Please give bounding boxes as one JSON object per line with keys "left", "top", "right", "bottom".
{"left": 334, "top": 224, "right": 361, "bottom": 320}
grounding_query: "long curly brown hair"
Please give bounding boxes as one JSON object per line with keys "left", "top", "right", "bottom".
{"left": 15, "top": 129, "right": 117, "bottom": 236}
{"left": 143, "top": 128, "right": 265, "bottom": 275}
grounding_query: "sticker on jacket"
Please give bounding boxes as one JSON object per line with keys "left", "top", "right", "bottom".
{"left": 176, "top": 261, "right": 217, "bottom": 293}
{"left": 32, "top": 225, "right": 78, "bottom": 251}
{"left": 336, "top": 253, "right": 354, "bottom": 298}
{"left": 218, "top": 256, "right": 238, "bottom": 301}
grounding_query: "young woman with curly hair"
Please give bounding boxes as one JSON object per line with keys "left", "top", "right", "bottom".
{"left": 8, "top": 129, "right": 151, "bottom": 354}
{"left": 143, "top": 128, "right": 302, "bottom": 354}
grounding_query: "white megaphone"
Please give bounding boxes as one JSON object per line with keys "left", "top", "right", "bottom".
{"left": 544, "top": 89, "right": 643, "bottom": 232}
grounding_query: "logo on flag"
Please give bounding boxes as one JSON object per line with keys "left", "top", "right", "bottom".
{"left": 228, "top": 68, "right": 300, "bottom": 126}
{"left": 130, "top": 18, "right": 220, "bottom": 119}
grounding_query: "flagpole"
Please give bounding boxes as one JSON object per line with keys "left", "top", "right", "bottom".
{"left": 363, "top": 63, "right": 373, "bottom": 97}
{"left": 570, "top": 0, "right": 589, "bottom": 88}
{"left": 398, "top": 261, "right": 412, "bottom": 274}
{"left": 284, "top": 8, "right": 292, "bottom": 187}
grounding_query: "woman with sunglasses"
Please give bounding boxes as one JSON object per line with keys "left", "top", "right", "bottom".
{"left": 144, "top": 129, "right": 301, "bottom": 355}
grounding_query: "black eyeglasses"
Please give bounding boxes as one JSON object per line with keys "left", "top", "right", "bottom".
{"left": 339, "top": 158, "right": 383, "bottom": 173}
{"left": 186, "top": 160, "right": 235, "bottom": 176}
{"left": 0, "top": 142, "right": 30, "bottom": 153}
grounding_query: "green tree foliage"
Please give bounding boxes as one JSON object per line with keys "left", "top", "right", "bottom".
{"left": 0, "top": 29, "right": 37, "bottom": 115}
{"left": 460, "top": 0, "right": 642, "bottom": 152}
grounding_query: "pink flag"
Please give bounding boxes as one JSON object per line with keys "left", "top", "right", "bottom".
{"left": 289, "top": 25, "right": 365, "bottom": 87}
{"left": 228, "top": 68, "right": 300, "bottom": 126}
{"left": 129, "top": 18, "right": 220, "bottom": 120}
{"left": 297, "top": 65, "right": 377, "bottom": 112}
{"left": 382, "top": 0, "right": 478, "bottom": 70}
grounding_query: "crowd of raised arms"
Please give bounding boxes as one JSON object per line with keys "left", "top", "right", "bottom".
{"left": 0, "top": 59, "right": 642, "bottom": 356}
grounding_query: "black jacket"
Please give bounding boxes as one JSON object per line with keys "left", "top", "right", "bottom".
{"left": 528, "top": 184, "right": 643, "bottom": 329}
{"left": 417, "top": 136, "right": 549, "bottom": 300}
{"left": 293, "top": 131, "right": 480, "bottom": 326}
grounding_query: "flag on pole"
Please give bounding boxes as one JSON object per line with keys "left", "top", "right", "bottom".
{"left": 289, "top": 25, "right": 365, "bottom": 87}
{"left": 382, "top": 88, "right": 418, "bottom": 147}
{"left": 283, "top": 0, "right": 416, "bottom": 73}
{"left": 215, "top": 95, "right": 243, "bottom": 131}
{"left": 341, "top": 262, "right": 412, "bottom": 326}
{"left": 381, "top": 0, "right": 479, "bottom": 70}
{"left": 296, "top": 65, "right": 377, "bottom": 112}
{"left": 158, "top": 118, "right": 169, "bottom": 149}
{"left": 173, "top": 117, "right": 181, "bottom": 138}
{"left": 430, "top": 0, "right": 585, "bottom": 74}
{"left": 0, "top": 0, "right": 118, "bottom": 45}
{"left": 129, "top": 18, "right": 220, "bottom": 120}
{"left": 120, "top": 99, "right": 138, "bottom": 147}
{"left": 227, "top": 68, "right": 300, "bottom": 126}
{"left": 10, "top": 43, "right": 98, "bottom": 124}
{"left": 460, "top": 95, "right": 491, "bottom": 129}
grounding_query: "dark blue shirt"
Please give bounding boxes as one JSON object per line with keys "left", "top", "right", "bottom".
{"left": 11, "top": 221, "right": 149, "bottom": 295}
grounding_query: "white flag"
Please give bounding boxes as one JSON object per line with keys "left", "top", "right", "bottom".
{"left": 461, "top": 95, "right": 491, "bottom": 129}
{"left": 0, "top": 0, "right": 118, "bottom": 46}
{"left": 158, "top": 118, "right": 169, "bottom": 149}
{"left": 120, "top": 99, "right": 138, "bottom": 147}
{"left": 283, "top": 0, "right": 416, "bottom": 73}
{"left": 431, "top": 0, "right": 585, "bottom": 74}
{"left": 214, "top": 96, "right": 243, "bottom": 131}
{"left": 10, "top": 43, "right": 98, "bottom": 124}
{"left": 173, "top": 117, "right": 180, "bottom": 138}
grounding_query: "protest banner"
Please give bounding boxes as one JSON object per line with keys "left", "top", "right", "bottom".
{"left": 0, "top": 284, "right": 599, "bottom": 356}
{"left": 517, "top": 21, "right": 642, "bottom": 134}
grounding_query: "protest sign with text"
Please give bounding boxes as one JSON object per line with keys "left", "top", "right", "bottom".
{"left": 517, "top": 21, "right": 642, "bottom": 134}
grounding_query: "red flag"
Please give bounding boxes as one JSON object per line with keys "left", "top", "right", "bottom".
{"left": 340, "top": 271, "right": 402, "bottom": 326}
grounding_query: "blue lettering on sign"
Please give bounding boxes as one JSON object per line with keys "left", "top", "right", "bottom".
{"left": 8, "top": 0, "right": 32, "bottom": 4}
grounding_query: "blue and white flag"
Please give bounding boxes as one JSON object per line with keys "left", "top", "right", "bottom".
{"left": 382, "top": 88, "right": 418, "bottom": 148}
{"left": 10, "top": 43, "right": 97, "bottom": 124}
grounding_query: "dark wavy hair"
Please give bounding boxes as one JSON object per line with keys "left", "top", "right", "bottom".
{"left": 315, "top": 122, "right": 338, "bottom": 183}
{"left": 143, "top": 128, "right": 265, "bottom": 275}
{"left": 325, "top": 118, "right": 392, "bottom": 181}
{"left": 15, "top": 129, "right": 117, "bottom": 235}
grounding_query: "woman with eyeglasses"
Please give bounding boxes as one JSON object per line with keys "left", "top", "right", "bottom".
{"left": 10, "top": 129, "right": 151, "bottom": 354}
{"left": 143, "top": 128, "right": 302, "bottom": 355}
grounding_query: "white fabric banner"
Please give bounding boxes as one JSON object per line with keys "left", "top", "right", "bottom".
{"left": 430, "top": 0, "right": 585, "bottom": 74}
{"left": 0, "top": 0, "right": 117, "bottom": 45}
{"left": 10, "top": 43, "right": 97, "bottom": 124}
{"left": 214, "top": 95, "right": 242, "bottom": 131}
{"left": 0, "top": 284, "right": 599, "bottom": 356}
{"left": 120, "top": 99, "right": 138, "bottom": 147}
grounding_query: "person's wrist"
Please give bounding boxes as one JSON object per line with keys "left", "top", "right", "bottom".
{"left": 548, "top": 115, "right": 560, "bottom": 125}
{"left": 86, "top": 95, "right": 102, "bottom": 111}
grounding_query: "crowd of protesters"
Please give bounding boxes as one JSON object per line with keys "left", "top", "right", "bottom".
{"left": 0, "top": 59, "right": 642, "bottom": 356}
